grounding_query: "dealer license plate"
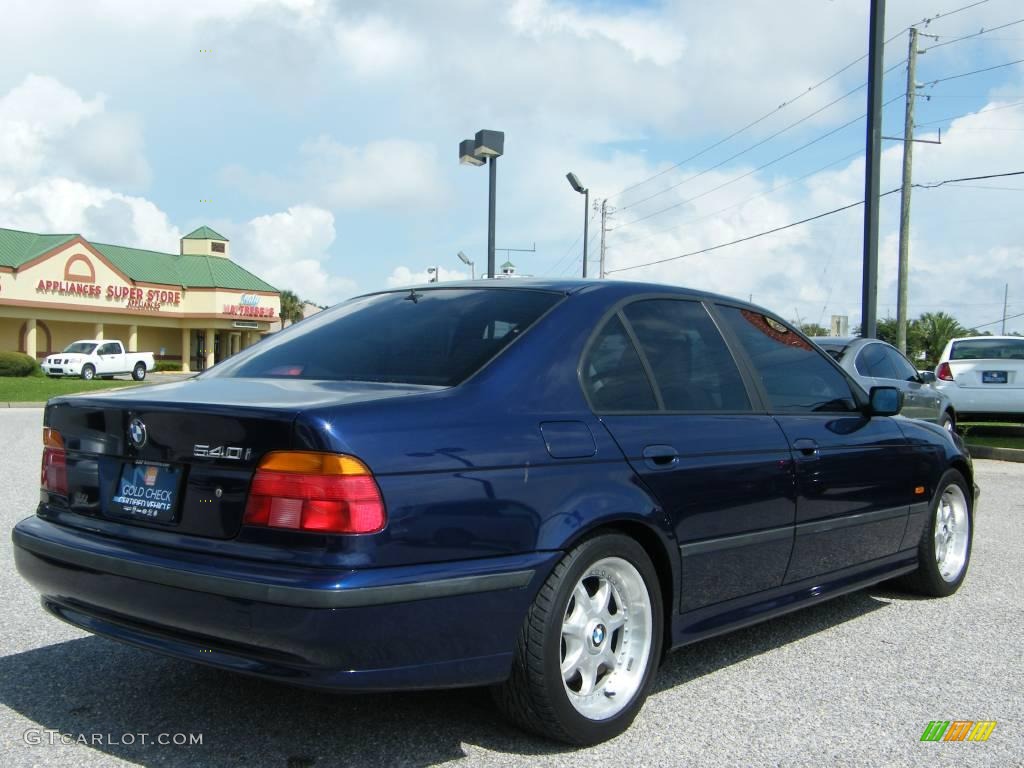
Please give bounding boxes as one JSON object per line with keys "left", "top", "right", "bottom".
{"left": 110, "top": 462, "right": 181, "bottom": 523}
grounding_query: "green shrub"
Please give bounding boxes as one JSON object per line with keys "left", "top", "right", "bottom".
{"left": 0, "top": 351, "right": 39, "bottom": 377}
{"left": 155, "top": 360, "right": 183, "bottom": 372}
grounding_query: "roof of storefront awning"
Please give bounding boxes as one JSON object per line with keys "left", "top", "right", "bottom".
{"left": 0, "top": 229, "right": 78, "bottom": 268}
{"left": 182, "top": 225, "right": 228, "bottom": 241}
{"left": 0, "top": 226, "right": 276, "bottom": 292}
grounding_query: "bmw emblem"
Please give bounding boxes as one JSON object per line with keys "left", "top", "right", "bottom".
{"left": 128, "top": 417, "right": 148, "bottom": 449}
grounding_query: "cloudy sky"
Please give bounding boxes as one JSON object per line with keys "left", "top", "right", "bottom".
{"left": 0, "top": 0, "right": 1021, "bottom": 332}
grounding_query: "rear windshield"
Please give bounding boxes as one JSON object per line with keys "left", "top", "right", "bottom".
{"left": 63, "top": 342, "right": 97, "bottom": 354}
{"left": 213, "top": 288, "right": 562, "bottom": 386}
{"left": 950, "top": 339, "right": 1024, "bottom": 361}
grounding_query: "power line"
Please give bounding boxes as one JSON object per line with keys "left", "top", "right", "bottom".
{"left": 921, "top": 16, "right": 1024, "bottom": 50}
{"left": 547, "top": 209, "right": 598, "bottom": 276}
{"left": 943, "top": 183, "right": 1024, "bottom": 191}
{"left": 915, "top": 98, "right": 1024, "bottom": 126}
{"left": 617, "top": 64, "right": 906, "bottom": 213}
{"left": 605, "top": 170, "right": 1024, "bottom": 275}
{"left": 973, "top": 310, "right": 1024, "bottom": 329}
{"left": 922, "top": 57, "right": 1024, "bottom": 86}
{"left": 914, "top": 169, "right": 1024, "bottom": 188}
{"left": 606, "top": 0, "right": 994, "bottom": 200}
{"left": 607, "top": 195, "right": 889, "bottom": 275}
{"left": 611, "top": 147, "right": 866, "bottom": 247}
{"left": 611, "top": 94, "right": 904, "bottom": 232}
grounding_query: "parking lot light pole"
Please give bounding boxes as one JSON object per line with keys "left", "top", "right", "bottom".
{"left": 459, "top": 130, "right": 505, "bottom": 279}
{"left": 566, "top": 173, "right": 589, "bottom": 278}
{"left": 457, "top": 251, "right": 475, "bottom": 280}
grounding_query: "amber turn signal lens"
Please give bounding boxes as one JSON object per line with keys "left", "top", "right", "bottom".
{"left": 257, "top": 451, "right": 371, "bottom": 476}
{"left": 43, "top": 427, "right": 64, "bottom": 449}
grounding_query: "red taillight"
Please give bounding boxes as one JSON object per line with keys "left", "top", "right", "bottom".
{"left": 936, "top": 362, "right": 954, "bottom": 382}
{"left": 243, "top": 451, "right": 386, "bottom": 534}
{"left": 41, "top": 427, "right": 68, "bottom": 496}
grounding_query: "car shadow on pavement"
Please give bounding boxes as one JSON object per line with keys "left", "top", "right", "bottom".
{"left": 0, "top": 589, "right": 896, "bottom": 767}
{"left": 654, "top": 588, "right": 892, "bottom": 693}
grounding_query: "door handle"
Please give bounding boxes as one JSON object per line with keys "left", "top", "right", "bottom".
{"left": 792, "top": 438, "right": 819, "bottom": 457}
{"left": 642, "top": 444, "right": 679, "bottom": 469}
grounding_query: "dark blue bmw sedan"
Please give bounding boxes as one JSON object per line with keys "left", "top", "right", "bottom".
{"left": 13, "top": 280, "right": 976, "bottom": 744}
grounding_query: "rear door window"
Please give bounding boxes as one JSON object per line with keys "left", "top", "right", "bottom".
{"left": 622, "top": 299, "right": 751, "bottom": 412}
{"left": 582, "top": 315, "right": 658, "bottom": 412}
{"left": 214, "top": 288, "right": 561, "bottom": 386}
{"left": 718, "top": 306, "right": 858, "bottom": 413}
{"left": 856, "top": 343, "right": 898, "bottom": 379}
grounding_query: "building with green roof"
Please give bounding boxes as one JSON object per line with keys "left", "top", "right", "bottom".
{"left": 0, "top": 224, "right": 281, "bottom": 372}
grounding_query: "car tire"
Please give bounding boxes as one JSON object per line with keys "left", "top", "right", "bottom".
{"left": 492, "top": 533, "right": 663, "bottom": 745}
{"left": 81, "top": 365, "right": 95, "bottom": 381}
{"left": 132, "top": 363, "right": 147, "bottom": 381}
{"left": 938, "top": 411, "right": 955, "bottom": 433}
{"left": 893, "top": 469, "right": 972, "bottom": 597}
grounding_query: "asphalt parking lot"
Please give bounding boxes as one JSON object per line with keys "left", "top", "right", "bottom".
{"left": 0, "top": 408, "right": 1020, "bottom": 767}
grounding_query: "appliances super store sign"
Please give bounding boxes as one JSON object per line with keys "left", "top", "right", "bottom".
{"left": 223, "top": 293, "right": 275, "bottom": 318}
{"left": 37, "top": 280, "right": 182, "bottom": 311}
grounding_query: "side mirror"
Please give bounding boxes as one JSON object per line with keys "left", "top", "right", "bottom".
{"left": 868, "top": 386, "right": 903, "bottom": 417}
{"left": 919, "top": 370, "right": 937, "bottom": 384}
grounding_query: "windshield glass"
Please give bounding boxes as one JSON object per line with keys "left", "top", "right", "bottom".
{"left": 212, "top": 288, "right": 562, "bottom": 386}
{"left": 63, "top": 342, "right": 97, "bottom": 354}
{"left": 950, "top": 338, "right": 1024, "bottom": 361}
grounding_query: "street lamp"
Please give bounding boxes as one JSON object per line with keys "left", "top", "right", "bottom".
{"left": 459, "top": 129, "right": 505, "bottom": 279}
{"left": 427, "top": 266, "right": 440, "bottom": 283}
{"left": 566, "top": 172, "right": 589, "bottom": 278}
{"left": 457, "top": 251, "right": 475, "bottom": 280}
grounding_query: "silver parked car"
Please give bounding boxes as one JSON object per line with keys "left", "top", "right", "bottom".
{"left": 812, "top": 337, "right": 956, "bottom": 431}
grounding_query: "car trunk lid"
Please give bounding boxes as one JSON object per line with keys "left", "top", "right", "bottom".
{"left": 44, "top": 377, "right": 440, "bottom": 539}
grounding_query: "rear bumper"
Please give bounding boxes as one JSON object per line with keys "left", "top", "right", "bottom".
{"left": 936, "top": 384, "right": 1024, "bottom": 417}
{"left": 12, "top": 515, "right": 557, "bottom": 691}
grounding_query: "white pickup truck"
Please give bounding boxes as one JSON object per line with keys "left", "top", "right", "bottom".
{"left": 41, "top": 340, "right": 156, "bottom": 381}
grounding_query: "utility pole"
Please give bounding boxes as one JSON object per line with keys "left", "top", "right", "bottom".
{"left": 896, "top": 27, "right": 919, "bottom": 354}
{"left": 598, "top": 199, "right": 614, "bottom": 278}
{"left": 1003, "top": 283, "right": 1009, "bottom": 334}
{"left": 861, "top": 0, "right": 886, "bottom": 339}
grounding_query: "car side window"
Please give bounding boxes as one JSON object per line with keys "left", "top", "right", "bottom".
{"left": 882, "top": 345, "right": 919, "bottom": 381}
{"left": 98, "top": 343, "right": 117, "bottom": 355}
{"left": 622, "top": 299, "right": 751, "bottom": 412}
{"left": 582, "top": 315, "right": 658, "bottom": 412}
{"left": 856, "top": 343, "right": 898, "bottom": 379}
{"left": 718, "top": 306, "right": 858, "bottom": 413}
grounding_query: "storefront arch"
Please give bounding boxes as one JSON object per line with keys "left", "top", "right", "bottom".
{"left": 19, "top": 320, "right": 52, "bottom": 356}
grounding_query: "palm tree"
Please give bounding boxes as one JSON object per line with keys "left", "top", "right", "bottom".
{"left": 278, "top": 290, "right": 304, "bottom": 328}
{"left": 916, "top": 312, "right": 966, "bottom": 364}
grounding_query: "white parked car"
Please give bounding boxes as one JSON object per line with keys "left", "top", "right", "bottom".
{"left": 934, "top": 336, "right": 1024, "bottom": 422}
{"left": 41, "top": 340, "right": 155, "bottom": 381}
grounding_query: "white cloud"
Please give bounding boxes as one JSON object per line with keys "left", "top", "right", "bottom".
{"left": 304, "top": 137, "right": 447, "bottom": 209}
{"left": 507, "top": 0, "right": 685, "bottom": 67}
{"left": 0, "top": 74, "right": 149, "bottom": 187}
{"left": 224, "top": 137, "right": 449, "bottom": 211}
{"left": 237, "top": 205, "right": 356, "bottom": 305}
{"left": 0, "top": 177, "right": 179, "bottom": 250}
{"left": 386, "top": 265, "right": 469, "bottom": 288}
{"left": 334, "top": 16, "right": 422, "bottom": 77}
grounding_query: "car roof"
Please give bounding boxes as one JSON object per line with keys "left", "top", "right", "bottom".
{"left": 354, "top": 278, "right": 771, "bottom": 310}
{"left": 949, "top": 335, "right": 1024, "bottom": 342}
{"left": 810, "top": 335, "right": 860, "bottom": 347}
